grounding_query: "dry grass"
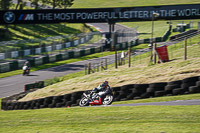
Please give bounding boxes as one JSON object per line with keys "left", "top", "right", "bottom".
{"left": 20, "top": 44, "right": 200, "bottom": 101}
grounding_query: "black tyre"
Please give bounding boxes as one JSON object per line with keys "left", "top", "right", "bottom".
{"left": 132, "top": 88, "right": 142, "bottom": 95}
{"left": 147, "top": 87, "right": 155, "bottom": 93}
{"left": 64, "top": 94, "right": 71, "bottom": 101}
{"left": 120, "top": 98, "right": 128, "bottom": 101}
{"left": 120, "top": 88, "right": 132, "bottom": 94}
{"left": 71, "top": 92, "right": 79, "bottom": 99}
{"left": 44, "top": 96, "right": 53, "bottom": 103}
{"left": 172, "top": 88, "right": 184, "bottom": 95}
{"left": 40, "top": 104, "right": 47, "bottom": 108}
{"left": 154, "top": 91, "right": 165, "bottom": 97}
{"left": 30, "top": 100, "right": 37, "bottom": 108}
{"left": 113, "top": 91, "right": 120, "bottom": 97}
{"left": 71, "top": 97, "right": 78, "bottom": 104}
{"left": 196, "top": 81, "right": 200, "bottom": 87}
{"left": 183, "top": 76, "right": 199, "bottom": 83}
{"left": 165, "top": 85, "right": 181, "bottom": 91}
{"left": 112, "top": 87, "right": 121, "bottom": 92}
{"left": 167, "top": 80, "right": 182, "bottom": 86}
{"left": 121, "top": 84, "right": 134, "bottom": 91}
{"left": 56, "top": 103, "right": 64, "bottom": 108}
{"left": 53, "top": 96, "right": 63, "bottom": 103}
{"left": 118, "top": 91, "right": 128, "bottom": 99}
{"left": 113, "top": 95, "right": 121, "bottom": 101}
{"left": 181, "top": 83, "right": 196, "bottom": 89}
{"left": 18, "top": 102, "right": 26, "bottom": 109}
{"left": 79, "top": 97, "right": 89, "bottom": 107}
{"left": 134, "top": 84, "right": 149, "bottom": 93}
{"left": 126, "top": 93, "right": 139, "bottom": 100}
{"left": 1, "top": 102, "right": 6, "bottom": 110}
{"left": 102, "top": 95, "right": 113, "bottom": 105}
{"left": 149, "top": 82, "right": 167, "bottom": 88}
{"left": 48, "top": 103, "right": 56, "bottom": 108}
{"left": 189, "top": 86, "right": 200, "bottom": 93}
{"left": 141, "top": 92, "right": 151, "bottom": 98}
{"left": 134, "top": 97, "right": 141, "bottom": 100}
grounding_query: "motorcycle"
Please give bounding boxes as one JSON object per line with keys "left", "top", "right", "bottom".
{"left": 22, "top": 66, "right": 30, "bottom": 76}
{"left": 79, "top": 90, "right": 114, "bottom": 107}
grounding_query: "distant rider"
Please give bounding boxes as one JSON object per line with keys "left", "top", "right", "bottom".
{"left": 24, "top": 61, "right": 31, "bottom": 68}
{"left": 22, "top": 61, "right": 31, "bottom": 75}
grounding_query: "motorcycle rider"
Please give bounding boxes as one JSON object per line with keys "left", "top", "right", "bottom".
{"left": 22, "top": 61, "right": 31, "bottom": 75}
{"left": 89, "top": 80, "right": 112, "bottom": 104}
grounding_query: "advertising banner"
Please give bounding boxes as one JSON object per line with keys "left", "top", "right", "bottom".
{"left": 0, "top": 4, "right": 200, "bottom": 24}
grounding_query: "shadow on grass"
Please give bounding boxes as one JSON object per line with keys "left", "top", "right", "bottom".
{"left": 0, "top": 24, "right": 83, "bottom": 41}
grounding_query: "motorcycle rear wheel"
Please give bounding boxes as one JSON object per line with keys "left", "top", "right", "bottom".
{"left": 79, "top": 97, "right": 89, "bottom": 107}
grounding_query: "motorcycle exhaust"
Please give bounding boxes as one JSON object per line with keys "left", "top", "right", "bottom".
{"left": 83, "top": 93, "right": 88, "bottom": 97}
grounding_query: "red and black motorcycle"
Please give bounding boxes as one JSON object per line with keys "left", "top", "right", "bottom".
{"left": 79, "top": 90, "right": 114, "bottom": 107}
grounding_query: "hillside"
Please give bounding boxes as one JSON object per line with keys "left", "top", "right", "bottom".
{"left": 20, "top": 42, "right": 200, "bottom": 101}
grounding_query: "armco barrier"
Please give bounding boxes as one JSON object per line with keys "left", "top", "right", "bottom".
{"left": 1, "top": 76, "right": 199, "bottom": 110}
{"left": 0, "top": 26, "right": 172, "bottom": 73}
{"left": 0, "top": 32, "right": 95, "bottom": 60}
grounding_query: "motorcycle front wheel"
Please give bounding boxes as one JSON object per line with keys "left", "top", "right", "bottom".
{"left": 102, "top": 94, "right": 113, "bottom": 105}
{"left": 79, "top": 97, "right": 89, "bottom": 107}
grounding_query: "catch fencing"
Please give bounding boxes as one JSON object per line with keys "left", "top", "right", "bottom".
{"left": 85, "top": 29, "right": 200, "bottom": 75}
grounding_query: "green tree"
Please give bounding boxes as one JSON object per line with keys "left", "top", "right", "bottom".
{"left": 30, "top": 0, "right": 40, "bottom": 9}
{"left": 43, "top": 0, "right": 74, "bottom": 9}
{"left": 0, "top": 0, "right": 12, "bottom": 10}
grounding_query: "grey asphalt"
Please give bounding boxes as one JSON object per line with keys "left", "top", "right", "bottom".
{"left": 0, "top": 54, "right": 117, "bottom": 98}
{"left": 0, "top": 23, "right": 133, "bottom": 98}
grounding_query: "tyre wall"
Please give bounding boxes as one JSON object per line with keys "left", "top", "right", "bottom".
{"left": 1, "top": 76, "right": 200, "bottom": 110}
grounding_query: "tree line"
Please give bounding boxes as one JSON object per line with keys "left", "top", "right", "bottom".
{"left": 0, "top": 0, "right": 74, "bottom": 10}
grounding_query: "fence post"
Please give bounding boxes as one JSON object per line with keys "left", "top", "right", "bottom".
{"left": 153, "top": 43, "right": 157, "bottom": 64}
{"left": 184, "top": 38, "right": 187, "bottom": 60}
{"left": 105, "top": 58, "right": 107, "bottom": 70}
{"left": 101, "top": 61, "right": 103, "bottom": 71}
{"left": 88, "top": 63, "right": 91, "bottom": 74}
{"left": 85, "top": 64, "right": 87, "bottom": 75}
{"left": 128, "top": 47, "right": 131, "bottom": 67}
{"left": 97, "top": 63, "right": 99, "bottom": 72}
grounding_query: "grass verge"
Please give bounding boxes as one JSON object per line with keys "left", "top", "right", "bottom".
{"left": 0, "top": 104, "right": 200, "bottom": 132}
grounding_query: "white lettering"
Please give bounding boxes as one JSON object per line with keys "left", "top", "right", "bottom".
{"left": 25, "top": 14, "right": 34, "bottom": 20}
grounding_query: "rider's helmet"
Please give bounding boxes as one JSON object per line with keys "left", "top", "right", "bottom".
{"left": 101, "top": 80, "right": 108, "bottom": 88}
{"left": 25, "top": 61, "right": 29, "bottom": 66}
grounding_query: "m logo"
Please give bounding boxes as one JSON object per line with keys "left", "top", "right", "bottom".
{"left": 18, "top": 14, "right": 34, "bottom": 20}
{"left": 3, "top": 12, "right": 16, "bottom": 23}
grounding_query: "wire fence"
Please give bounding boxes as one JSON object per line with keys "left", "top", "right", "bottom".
{"left": 85, "top": 29, "right": 200, "bottom": 75}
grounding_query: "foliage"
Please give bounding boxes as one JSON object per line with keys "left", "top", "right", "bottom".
{"left": 0, "top": 0, "right": 12, "bottom": 10}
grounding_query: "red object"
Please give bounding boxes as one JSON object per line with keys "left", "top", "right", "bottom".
{"left": 90, "top": 97, "right": 102, "bottom": 105}
{"left": 156, "top": 45, "right": 169, "bottom": 62}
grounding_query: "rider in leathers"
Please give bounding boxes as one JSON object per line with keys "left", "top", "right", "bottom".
{"left": 90, "top": 81, "right": 112, "bottom": 104}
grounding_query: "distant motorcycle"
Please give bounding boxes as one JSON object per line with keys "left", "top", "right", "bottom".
{"left": 22, "top": 66, "right": 30, "bottom": 76}
{"left": 79, "top": 90, "right": 114, "bottom": 107}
